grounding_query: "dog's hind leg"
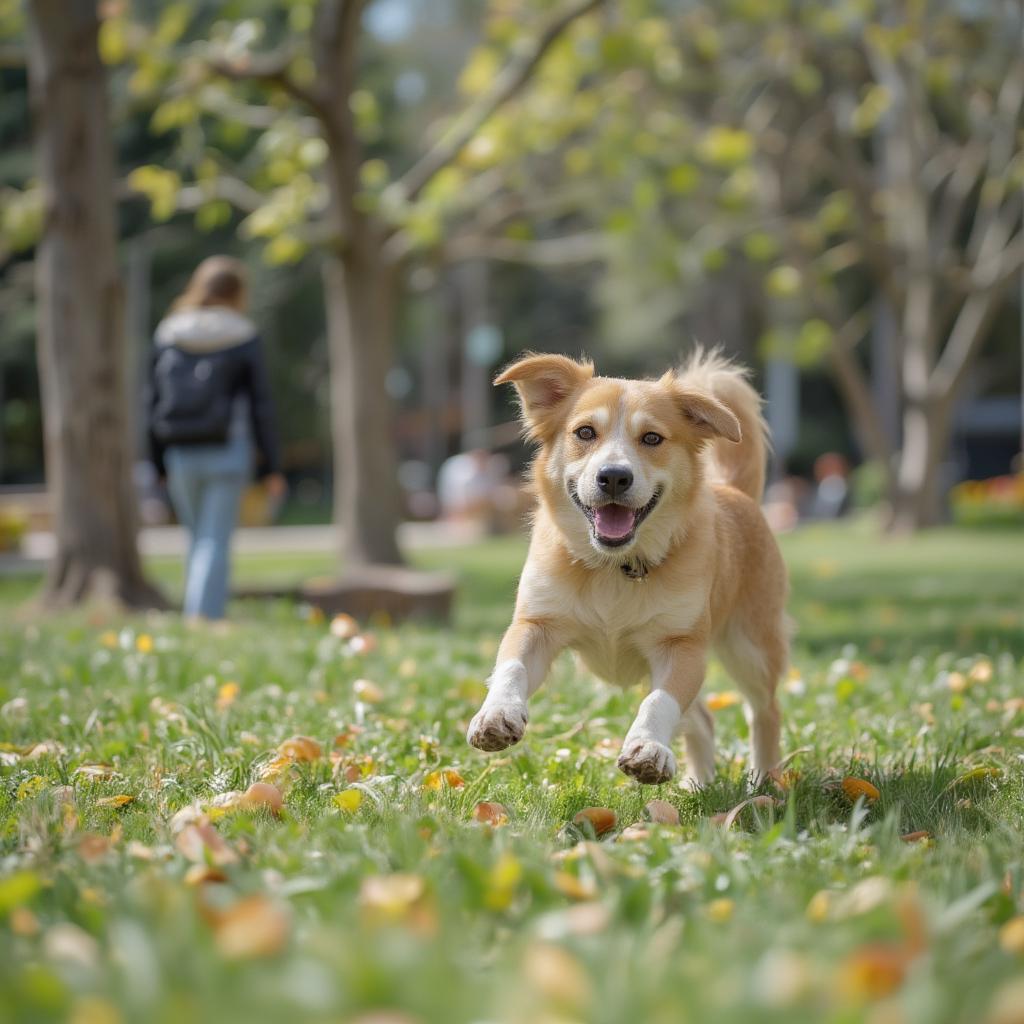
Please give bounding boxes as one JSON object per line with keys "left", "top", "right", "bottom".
{"left": 678, "top": 699, "right": 716, "bottom": 790}
{"left": 715, "top": 619, "right": 786, "bottom": 783}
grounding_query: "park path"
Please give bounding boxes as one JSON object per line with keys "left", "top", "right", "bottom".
{"left": 0, "top": 520, "right": 485, "bottom": 576}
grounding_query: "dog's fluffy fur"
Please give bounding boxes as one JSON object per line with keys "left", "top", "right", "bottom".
{"left": 467, "top": 349, "right": 788, "bottom": 788}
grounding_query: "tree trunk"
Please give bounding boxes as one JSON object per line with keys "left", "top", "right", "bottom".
{"left": 27, "top": 0, "right": 164, "bottom": 609}
{"left": 886, "top": 398, "right": 951, "bottom": 533}
{"left": 323, "top": 233, "right": 405, "bottom": 566}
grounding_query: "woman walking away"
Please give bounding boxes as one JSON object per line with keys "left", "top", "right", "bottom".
{"left": 147, "top": 256, "right": 284, "bottom": 620}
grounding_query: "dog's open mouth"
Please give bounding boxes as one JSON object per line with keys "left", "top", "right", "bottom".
{"left": 569, "top": 484, "right": 662, "bottom": 548}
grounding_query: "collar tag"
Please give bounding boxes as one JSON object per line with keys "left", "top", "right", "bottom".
{"left": 620, "top": 558, "right": 649, "bottom": 581}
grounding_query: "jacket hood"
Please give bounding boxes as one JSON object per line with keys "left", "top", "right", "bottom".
{"left": 155, "top": 307, "right": 257, "bottom": 353}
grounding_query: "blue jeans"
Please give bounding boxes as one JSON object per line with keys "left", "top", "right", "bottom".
{"left": 165, "top": 436, "right": 251, "bottom": 619}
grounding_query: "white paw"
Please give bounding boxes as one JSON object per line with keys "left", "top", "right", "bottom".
{"left": 467, "top": 702, "right": 528, "bottom": 752}
{"left": 617, "top": 739, "right": 677, "bottom": 785}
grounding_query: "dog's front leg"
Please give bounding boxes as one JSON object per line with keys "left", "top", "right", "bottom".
{"left": 617, "top": 635, "right": 708, "bottom": 786}
{"left": 467, "top": 617, "right": 563, "bottom": 752}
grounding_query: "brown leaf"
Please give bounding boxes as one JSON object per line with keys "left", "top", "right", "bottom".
{"left": 276, "top": 735, "right": 322, "bottom": 762}
{"left": 473, "top": 801, "right": 509, "bottom": 826}
{"left": 572, "top": 807, "right": 617, "bottom": 836}
{"left": 644, "top": 799, "right": 680, "bottom": 825}
{"left": 175, "top": 823, "right": 239, "bottom": 866}
{"left": 711, "top": 794, "right": 780, "bottom": 830}
{"left": 213, "top": 895, "right": 291, "bottom": 960}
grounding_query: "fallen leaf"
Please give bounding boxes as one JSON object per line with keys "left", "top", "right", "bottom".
{"left": 473, "top": 801, "right": 509, "bottom": 826}
{"left": 644, "top": 799, "right": 680, "bottom": 825}
{"left": 901, "top": 830, "right": 931, "bottom": 844}
{"left": 553, "top": 871, "right": 596, "bottom": 900}
{"left": 944, "top": 766, "right": 1001, "bottom": 792}
{"left": 838, "top": 943, "right": 908, "bottom": 1001}
{"left": 841, "top": 777, "right": 881, "bottom": 802}
{"left": 175, "top": 823, "right": 239, "bottom": 866}
{"left": 96, "top": 794, "right": 133, "bottom": 809}
{"left": 330, "top": 613, "right": 359, "bottom": 639}
{"left": 572, "top": 807, "right": 617, "bottom": 836}
{"left": 238, "top": 782, "right": 284, "bottom": 816}
{"left": 706, "top": 691, "right": 741, "bottom": 711}
{"left": 74, "top": 764, "right": 118, "bottom": 782}
{"left": 26, "top": 740, "right": 65, "bottom": 759}
{"left": 617, "top": 824, "right": 652, "bottom": 842}
{"left": 216, "top": 681, "right": 240, "bottom": 711}
{"left": 213, "top": 895, "right": 291, "bottom": 959}
{"left": 334, "top": 789, "right": 363, "bottom": 813}
{"left": 423, "top": 768, "right": 465, "bottom": 791}
{"left": 277, "top": 735, "right": 322, "bottom": 762}
{"left": 184, "top": 864, "right": 228, "bottom": 886}
{"left": 711, "top": 794, "right": 780, "bottom": 829}
{"left": 76, "top": 833, "right": 114, "bottom": 864}
{"left": 359, "top": 873, "right": 429, "bottom": 926}
{"left": 353, "top": 678, "right": 384, "bottom": 703}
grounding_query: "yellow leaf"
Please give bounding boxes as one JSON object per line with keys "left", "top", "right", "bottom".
{"left": 706, "top": 691, "right": 741, "bottom": 711}
{"left": 96, "top": 795, "right": 133, "bottom": 809}
{"left": 216, "top": 681, "right": 240, "bottom": 711}
{"left": 423, "top": 768, "right": 465, "bottom": 791}
{"left": 333, "top": 789, "right": 363, "bottom": 813}
{"left": 841, "top": 777, "right": 880, "bottom": 802}
{"left": 707, "top": 898, "right": 735, "bottom": 923}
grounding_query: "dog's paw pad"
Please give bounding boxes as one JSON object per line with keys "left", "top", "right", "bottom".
{"left": 467, "top": 703, "right": 528, "bottom": 752}
{"left": 617, "top": 740, "right": 676, "bottom": 785}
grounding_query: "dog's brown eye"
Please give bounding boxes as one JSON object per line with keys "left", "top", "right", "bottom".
{"left": 574, "top": 425, "right": 596, "bottom": 441}
{"left": 641, "top": 432, "right": 663, "bottom": 446}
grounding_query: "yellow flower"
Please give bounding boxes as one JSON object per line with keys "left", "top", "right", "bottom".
{"left": 135, "top": 634, "right": 154, "bottom": 654}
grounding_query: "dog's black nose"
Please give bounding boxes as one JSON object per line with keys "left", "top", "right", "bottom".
{"left": 597, "top": 464, "right": 633, "bottom": 498}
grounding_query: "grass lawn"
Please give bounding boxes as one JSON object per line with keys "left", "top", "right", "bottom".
{"left": 0, "top": 522, "right": 1022, "bottom": 1024}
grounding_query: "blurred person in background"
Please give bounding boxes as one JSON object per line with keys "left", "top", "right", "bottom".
{"left": 810, "top": 452, "right": 851, "bottom": 520}
{"left": 147, "top": 256, "right": 284, "bottom": 620}
{"left": 437, "top": 448, "right": 514, "bottom": 531}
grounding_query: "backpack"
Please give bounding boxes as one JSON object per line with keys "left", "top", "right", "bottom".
{"left": 151, "top": 346, "right": 237, "bottom": 446}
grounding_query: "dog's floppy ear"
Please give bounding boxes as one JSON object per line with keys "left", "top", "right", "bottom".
{"left": 673, "top": 386, "right": 741, "bottom": 443}
{"left": 494, "top": 353, "right": 594, "bottom": 441}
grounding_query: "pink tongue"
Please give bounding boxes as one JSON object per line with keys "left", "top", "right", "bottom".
{"left": 594, "top": 504, "right": 636, "bottom": 539}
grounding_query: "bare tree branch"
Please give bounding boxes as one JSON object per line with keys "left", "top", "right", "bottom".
{"left": 930, "top": 277, "right": 1014, "bottom": 402}
{"left": 208, "top": 48, "right": 329, "bottom": 120}
{"left": 395, "top": 0, "right": 604, "bottom": 204}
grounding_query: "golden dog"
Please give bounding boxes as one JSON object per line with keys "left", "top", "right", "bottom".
{"left": 467, "top": 349, "right": 788, "bottom": 788}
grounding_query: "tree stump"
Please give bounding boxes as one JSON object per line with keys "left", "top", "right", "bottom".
{"left": 300, "top": 566, "right": 456, "bottom": 624}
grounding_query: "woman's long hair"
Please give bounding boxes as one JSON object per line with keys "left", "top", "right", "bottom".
{"left": 172, "top": 255, "right": 247, "bottom": 311}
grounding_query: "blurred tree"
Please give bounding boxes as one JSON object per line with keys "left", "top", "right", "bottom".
{"left": 512, "top": 1, "right": 1024, "bottom": 531}
{"left": 24, "top": 0, "right": 162, "bottom": 607}
{"left": 119, "top": 0, "right": 603, "bottom": 566}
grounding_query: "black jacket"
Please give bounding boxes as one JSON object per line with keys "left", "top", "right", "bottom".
{"left": 146, "top": 308, "right": 280, "bottom": 479}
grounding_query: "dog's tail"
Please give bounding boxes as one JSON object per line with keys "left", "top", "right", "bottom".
{"left": 678, "top": 347, "right": 770, "bottom": 502}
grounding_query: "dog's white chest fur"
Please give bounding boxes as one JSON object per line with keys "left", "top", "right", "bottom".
{"left": 522, "top": 562, "right": 706, "bottom": 687}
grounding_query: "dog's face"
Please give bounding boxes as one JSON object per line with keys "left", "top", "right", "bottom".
{"left": 497, "top": 355, "right": 741, "bottom": 563}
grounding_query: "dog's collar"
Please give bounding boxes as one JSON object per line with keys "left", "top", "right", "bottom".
{"left": 620, "top": 557, "right": 649, "bottom": 581}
